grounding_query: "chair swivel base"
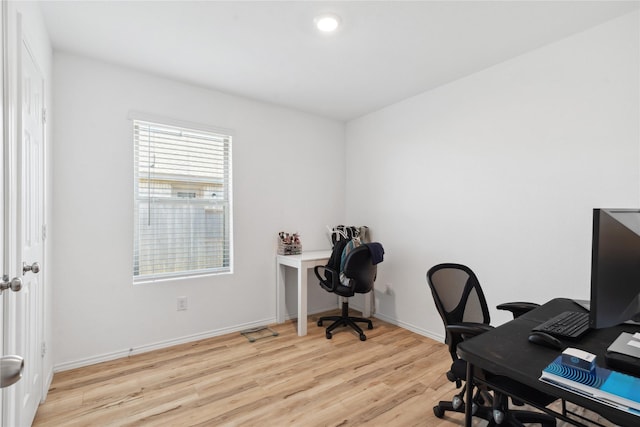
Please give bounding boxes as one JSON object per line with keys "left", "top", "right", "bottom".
{"left": 318, "top": 302, "right": 373, "bottom": 341}
{"left": 433, "top": 397, "right": 556, "bottom": 427}
{"left": 433, "top": 386, "right": 495, "bottom": 424}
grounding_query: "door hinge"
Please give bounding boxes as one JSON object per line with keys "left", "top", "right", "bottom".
{"left": 42, "top": 107, "right": 47, "bottom": 124}
{"left": 42, "top": 224, "right": 47, "bottom": 240}
{"left": 41, "top": 342, "right": 46, "bottom": 358}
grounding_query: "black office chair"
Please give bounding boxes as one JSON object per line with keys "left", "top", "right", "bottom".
{"left": 427, "top": 263, "right": 557, "bottom": 426}
{"left": 314, "top": 243, "right": 381, "bottom": 341}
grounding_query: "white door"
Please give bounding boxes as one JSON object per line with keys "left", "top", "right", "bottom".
{"left": 14, "top": 34, "right": 44, "bottom": 427}
{"left": 0, "top": 3, "right": 5, "bottom": 424}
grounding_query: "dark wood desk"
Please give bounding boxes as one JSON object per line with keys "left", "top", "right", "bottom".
{"left": 457, "top": 298, "right": 640, "bottom": 427}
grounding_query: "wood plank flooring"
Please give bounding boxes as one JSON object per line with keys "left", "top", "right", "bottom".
{"left": 33, "top": 311, "right": 612, "bottom": 426}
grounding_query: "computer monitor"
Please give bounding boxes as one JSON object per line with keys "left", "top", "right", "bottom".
{"left": 589, "top": 208, "right": 640, "bottom": 329}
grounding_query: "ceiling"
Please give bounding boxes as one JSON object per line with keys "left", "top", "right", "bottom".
{"left": 39, "top": 1, "right": 640, "bottom": 121}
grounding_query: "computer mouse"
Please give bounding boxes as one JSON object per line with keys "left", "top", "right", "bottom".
{"left": 528, "top": 331, "right": 563, "bottom": 350}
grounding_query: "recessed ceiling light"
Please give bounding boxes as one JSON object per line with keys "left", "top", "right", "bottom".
{"left": 315, "top": 14, "right": 340, "bottom": 33}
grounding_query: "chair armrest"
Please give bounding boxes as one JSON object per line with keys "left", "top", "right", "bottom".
{"left": 497, "top": 302, "right": 540, "bottom": 319}
{"left": 314, "top": 265, "right": 338, "bottom": 292}
{"left": 447, "top": 322, "right": 494, "bottom": 340}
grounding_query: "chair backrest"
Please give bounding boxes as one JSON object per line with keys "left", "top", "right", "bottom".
{"left": 342, "top": 245, "right": 377, "bottom": 294}
{"left": 317, "top": 242, "right": 378, "bottom": 297}
{"left": 426, "top": 263, "right": 490, "bottom": 358}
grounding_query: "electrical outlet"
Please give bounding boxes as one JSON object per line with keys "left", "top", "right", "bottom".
{"left": 177, "top": 296, "right": 188, "bottom": 311}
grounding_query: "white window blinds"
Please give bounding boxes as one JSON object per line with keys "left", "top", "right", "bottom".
{"left": 133, "top": 119, "right": 232, "bottom": 281}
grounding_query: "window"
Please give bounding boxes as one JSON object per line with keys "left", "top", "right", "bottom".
{"left": 133, "top": 119, "right": 232, "bottom": 282}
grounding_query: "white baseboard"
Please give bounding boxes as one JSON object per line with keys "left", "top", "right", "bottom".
{"left": 53, "top": 317, "right": 277, "bottom": 372}
{"left": 282, "top": 304, "right": 340, "bottom": 321}
{"left": 373, "top": 312, "right": 444, "bottom": 343}
{"left": 54, "top": 311, "right": 444, "bottom": 373}
{"left": 56, "top": 305, "right": 338, "bottom": 372}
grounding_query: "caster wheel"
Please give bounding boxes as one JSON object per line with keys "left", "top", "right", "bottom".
{"left": 326, "top": 332, "right": 332, "bottom": 339}
{"left": 317, "top": 320, "right": 323, "bottom": 326}
{"left": 433, "top": 406, "right": 444, "bottom": 418}
{"left": 367, "top": 323, "right": 373, "bottom": 330}
{"left": 359, "top": 334, "right": 366, "bottom": 341}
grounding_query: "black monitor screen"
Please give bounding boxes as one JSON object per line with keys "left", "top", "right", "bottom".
{"left": 590, "top": 208, "right": 640, "bottom": 329}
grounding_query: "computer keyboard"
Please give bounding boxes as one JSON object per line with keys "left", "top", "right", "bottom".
{"left": 532, "top": 311, "right": 590, "bottom": 339}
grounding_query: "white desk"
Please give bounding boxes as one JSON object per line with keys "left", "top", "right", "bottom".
{"left": 276, "top": 250, "right": 330, "bottom": 336}
{"left": 276, "top": 249, "right": 373, "bottom": 336}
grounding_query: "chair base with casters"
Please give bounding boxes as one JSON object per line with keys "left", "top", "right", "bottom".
{"left": 433, "top": 355, "right": 496, "bottom": 424}
{"left": 317, "top": 298, "right": 373, "bottom": 341}
{"left": 488, "top": 376, "right": 557, "bottom": 427}
{"left": 433, "top": 390, "right": 495, "bottom": 425}
{"left": 433, "top": 360, "right": 556, "bottom": 427}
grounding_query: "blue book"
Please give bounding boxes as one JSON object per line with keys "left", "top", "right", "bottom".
{"left": 540, "top": 356, "right": 640, "bottom": 416}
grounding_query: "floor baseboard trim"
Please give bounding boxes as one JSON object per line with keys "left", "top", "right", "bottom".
{"left": 282, "top": 304, "right": 340, "bottom": 321}
{"left": 373, "top": 312, "right": 444, "bottom": 343}
{"left": 53, "top": 317, "right": 276, "bottom": 372}
{"left": 54, "top": 311, "right": 443, "bottom": 372}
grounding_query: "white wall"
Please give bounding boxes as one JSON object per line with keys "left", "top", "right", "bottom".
{"left": 51, "top": 53, "right": 344, "bottom": 369}
{"left": 50, "top": 7, "right": 640, "bottom": 370}
{"left": 346, "top": 11, "right": 640, "bottom": 340}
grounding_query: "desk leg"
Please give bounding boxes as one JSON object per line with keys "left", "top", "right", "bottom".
{"left": 465, "top": 362, "right": 473, "bottom": 427}
{"left": 363, "top": 292, "right": 372, "bottom": 317}
{"left": 297, "top": 266, "right": 307, "bottom": 336}
{"left": 276, "top": 262, "right": 286, "bottom": 324}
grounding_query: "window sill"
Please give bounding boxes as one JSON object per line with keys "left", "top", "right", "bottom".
{"left": 133, "top": 269, "right": 232, "bottom": 285}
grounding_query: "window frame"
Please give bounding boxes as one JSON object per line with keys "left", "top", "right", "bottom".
{"left": 130, "top": 112, "right": 234, "bottom": 284}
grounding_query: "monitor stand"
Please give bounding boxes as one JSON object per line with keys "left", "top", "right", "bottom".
{"left": 572, "top": 299, "right": 590, "bottom": 311}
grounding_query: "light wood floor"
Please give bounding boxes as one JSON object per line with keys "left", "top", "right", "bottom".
{"left": 33, "top": 311, "right": 612, "bottom": 426}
